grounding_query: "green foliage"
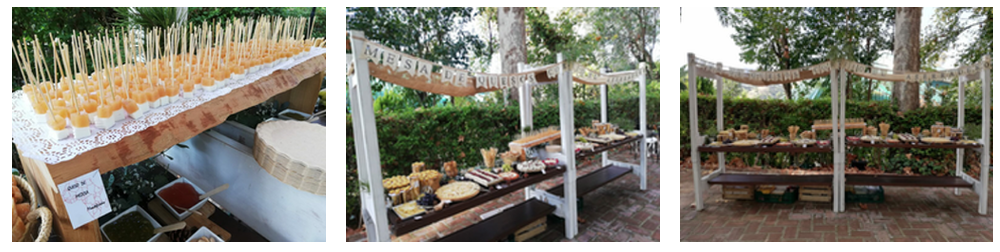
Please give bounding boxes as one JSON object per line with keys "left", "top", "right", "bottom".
{"left": 99, "top": 158, "right": 174, "bottom": 223}
{"left": 12, "top": 7, "right": 120, "bottom": 89}
{"left": 588, "top": 7, "right": 660, "bottom": 80}
{"left": 922, "top": 7, "right": 993, "bottom": 68}
{"left": 188, "top": 7, "right": 284, "bottom": 25}
{"left": 521, "top": 8, "right": 597, "bottom": 64}
{"left": 347, "top": 7, "right": 489, "bottom": 108}
{"left": 680, "top": 93, "right": 993, "bottom": 161}
{"left": 114, "top": 7, "right": 179, "bottom": 31}
{"left": 347, "top": 95, "right": 659, "bottom": 224}
{"left": 715, "top": 7, "right": 895, "bottom": 99}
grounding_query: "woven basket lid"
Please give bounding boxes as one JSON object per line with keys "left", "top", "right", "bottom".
{"left": 253, "top": 120, "right": 326, "bottom": 195}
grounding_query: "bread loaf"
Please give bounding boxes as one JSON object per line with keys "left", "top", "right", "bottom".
{"left": 13, "top": 186, "right": 22, "bottom": 203}
{"left": 13, "top": 214, "right": 26, "bottom": 242}
{"left": 16, "top": 203, "right": 30, "bottom": 221}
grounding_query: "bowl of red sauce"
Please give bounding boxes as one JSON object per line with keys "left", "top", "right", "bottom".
{"left": 155, "top": 177, "right": 209, "bottom": 220}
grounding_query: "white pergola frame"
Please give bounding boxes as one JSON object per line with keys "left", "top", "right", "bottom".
{"left": 518, "top": 55, "right": 648, "bottom": 239}
{"left": 350, "top": 30, "right": 649, "bottom": 241}
{"left": 688, "top": 53, "right": 991, "bottom": 215}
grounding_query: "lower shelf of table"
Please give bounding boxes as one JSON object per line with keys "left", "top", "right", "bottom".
{"left": 847, "top": 141, "right": 982, "bottom": 149}
{"left": 698, "top": 145, "right": 832, "bottom": 153}
{"left": 845, "top": 174, "right": 975, "bottom": 188}
{"left": 707, "top": 174, "right": 833, "bottom": 186}
{"left": 547, "top": 165, "right": 632, "bottom": 197}
{"left": 435, "top": 199, "right": 554, "bottom": 242}
{"left": 705, "top": 173, "right": 975, "bottom": 188}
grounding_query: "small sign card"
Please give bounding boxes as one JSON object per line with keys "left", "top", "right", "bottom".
{"left": 58, "top": 169, "right": 111, "bottom": 229}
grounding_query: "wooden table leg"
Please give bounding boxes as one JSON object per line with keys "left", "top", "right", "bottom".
{"left": 19, "top": 150, "right": 102, "bottom": 242}
{"left": 273, "top": 72, "right": 325, "bottom": 115}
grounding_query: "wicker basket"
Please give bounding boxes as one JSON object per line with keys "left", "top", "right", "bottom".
{"left": 15, "top": 176, "right": 50, "bottom": 242}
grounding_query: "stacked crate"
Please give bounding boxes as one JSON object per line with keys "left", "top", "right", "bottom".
{"left": 799, "top": 186, "right": 832, "bottom": 202}
{"left": 723, "top": 185, "right": 754, "bottom": 200}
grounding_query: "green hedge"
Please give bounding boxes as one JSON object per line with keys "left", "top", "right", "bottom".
{"left": 346, "top": 95, "right": 658, "bottom": 225}
{"left": 680, "top": 93, "right": 993, "bottom": 160}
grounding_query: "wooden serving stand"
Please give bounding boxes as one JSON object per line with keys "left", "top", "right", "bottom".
{"left": 16, "top": 55, "right": 326, "bottom": 242}
{"left": 146, "top": 200, "right": 231, "bottom": 242}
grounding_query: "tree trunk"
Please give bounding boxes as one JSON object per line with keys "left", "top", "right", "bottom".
{"left": 893, "top": 7, "right": 922, "bottom": 112}
{"left": 866, "top": 78, "right": 874, "bottom": 101}
{"left": 498, "top": 7, "right": 526, "bottom": 104}
{"left": 782, "top": 83, "right": 793, "bottom": 100}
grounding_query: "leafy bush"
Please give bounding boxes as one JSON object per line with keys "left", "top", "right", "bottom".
{"left": 681, "top": 93, "right": 992, "bottom": 158}
{"left": 345, "top": 95, "right": 658, "bottom": 226}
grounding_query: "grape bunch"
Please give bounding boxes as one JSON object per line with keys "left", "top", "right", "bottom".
{"left": 417, "top": 193, "right": 437, "bottom": 206}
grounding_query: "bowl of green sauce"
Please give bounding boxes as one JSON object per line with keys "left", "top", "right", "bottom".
{"left": 100, "top": 205, "right": 162, "bottom": 242}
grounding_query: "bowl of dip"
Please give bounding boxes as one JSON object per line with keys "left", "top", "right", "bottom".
{"left": 155, "top": 177, "right": 210, "bottom": 220}
{"left": 100, "top": 205, "right": 162, "bottom": 242}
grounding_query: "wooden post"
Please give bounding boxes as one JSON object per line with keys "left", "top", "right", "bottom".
{"left": 600, "top": 67, "right": 608, "bottom": 166}
{"left": 18, "top": 151, "right": 102, "bottom": 242}
{"left": 348, "top": 30, "right": 391, "bottom": 241}
{"left": 688, "top": 53, "right": 704, "bottom": 210}
{"left": 716, "top": 62, "right": 725, "bottom": 173}
{"left": 557, "top": 53, "right": 579, "bottom": 238}
{"left": 979, "top": 56, "right": 990, "bottom": 215}
{"left": 956, "top": 76, "right": 965, "bottom": 196}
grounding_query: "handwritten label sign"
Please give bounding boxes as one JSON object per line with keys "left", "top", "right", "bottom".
{"left": 58, "top": 169, "right": 111, "bottom": 229}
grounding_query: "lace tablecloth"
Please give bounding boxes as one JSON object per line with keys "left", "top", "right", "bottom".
{"left": 12, "top": 47, "right": 327, "bottom": 165}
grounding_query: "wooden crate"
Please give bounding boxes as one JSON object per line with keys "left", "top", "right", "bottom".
{"left": 723, "top": 185, "right": 755, "bottom": 200}
{"left": 513, "top": 217, "right": 547, "bottom": 242}
{"left": 799, "top": 186, "right": 832, "bottom": 202}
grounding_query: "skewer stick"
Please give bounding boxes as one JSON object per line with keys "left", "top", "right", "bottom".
{"left": 17, "top": 41, "right": 38, "bottom": 86}
{"left": 13, "top": 41, "right": 33, "bottom": 88}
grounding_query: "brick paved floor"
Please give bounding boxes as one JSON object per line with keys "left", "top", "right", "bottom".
{"left": 349, "top": 150, "right": 660, "bottom": 242}
{"left": 680, "top": 168, "right": 993, "bottom": 242}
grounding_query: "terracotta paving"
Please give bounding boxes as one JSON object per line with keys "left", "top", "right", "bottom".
{"left": 679, "top": 168, "right": 993, "bottom": 242}
{"left": 348, "top": 149, "right": 660, "bottom": 242}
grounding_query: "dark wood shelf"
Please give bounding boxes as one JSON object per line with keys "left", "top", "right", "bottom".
{"left": 699, "top": 144, "right": 832, "bottom": 153}
{"left": 435, "top": 199, "right": 554, "bottom": 242}
{"left": 847, "top": 141, "right": 981, "bottom": 149}
{"left": 388, "top": 165, "right": 565, "bottom": 236}
{"left": 845, "top": 174, "right": 974, "bottom": 188}
{"left": 576, "top": 135, "right": 643, "bottom": 158}
{"left": 707, "top": 173, "right": 833, "bottom": 186}
{"left": 547, "top": 165, "right": 633, "bottom": 197}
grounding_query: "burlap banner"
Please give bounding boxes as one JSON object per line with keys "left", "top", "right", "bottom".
{"left": 693, "top": 57, "right": 990, "bottom": 85}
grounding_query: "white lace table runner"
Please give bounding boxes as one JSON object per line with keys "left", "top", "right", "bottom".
{"left": 12, "top": 48, "right": 327, "bottom": 165}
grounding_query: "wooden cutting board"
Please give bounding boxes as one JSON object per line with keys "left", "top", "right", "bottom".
{"left": 147, "top": 200, "right": 231, "bottom": 241}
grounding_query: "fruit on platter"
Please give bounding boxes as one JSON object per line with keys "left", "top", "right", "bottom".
{"left": 499, "top": 171, "right": 519, "bottom": 182}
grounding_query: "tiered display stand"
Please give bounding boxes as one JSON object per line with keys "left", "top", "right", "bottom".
{"left": 687, "top": 52, "right": 991, "bottom": 214}
{"left": 349, "top": 30, "right": 648, "bottom": 242}
{"left": 14, "top": 55, "right": 326, "bottom": 241}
